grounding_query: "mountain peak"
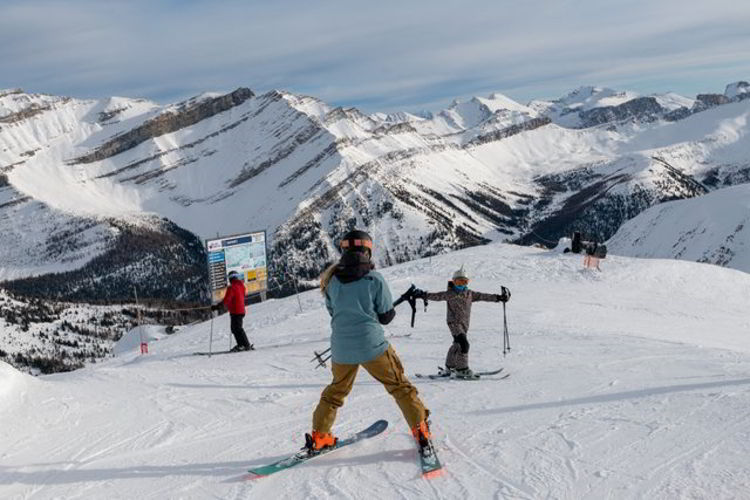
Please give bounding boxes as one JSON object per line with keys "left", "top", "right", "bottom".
{"left": 0, "top": 88, "right": 25, "bottom": 98}
{"left": 479, "top": 92, "right": 534, "bottom": 114}
{"left": 725, "top": 81, "right": 750, "bottom": 99}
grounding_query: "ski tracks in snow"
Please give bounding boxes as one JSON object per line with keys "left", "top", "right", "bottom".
{"left": 3, "top": 245, "right": 750, "bottom": 499}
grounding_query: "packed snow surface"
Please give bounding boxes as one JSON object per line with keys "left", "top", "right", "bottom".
{"left": 1, "top": 243, "right": 749, "bottom": 499}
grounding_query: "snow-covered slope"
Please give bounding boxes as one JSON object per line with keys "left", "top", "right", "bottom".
{"left": 607, "top": 183, "right": 750, "bottom": 272}
{"left": 1, "top": 243, "right": 749, "bottom": 499}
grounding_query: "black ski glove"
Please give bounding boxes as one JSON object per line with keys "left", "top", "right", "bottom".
{"left": 496, "top": 286, "right": 511, "bottom": 302}
{"left": 397, "top": 285, "right": 415, "bottom": 303}
{"left": 412, "top": 288, "right": 427, "bottom": 299}
{"left": 211, "top": 303, "right": 221, "bottom": 311}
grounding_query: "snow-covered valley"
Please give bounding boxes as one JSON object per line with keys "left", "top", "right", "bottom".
{"left": 2, "top": 243, "right": 749, "bottom": 499}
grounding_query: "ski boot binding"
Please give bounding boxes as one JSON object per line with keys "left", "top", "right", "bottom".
{"left": 411, "top": 421, "right": 433, "bottom": 454}
{"left": 304, "top": 430, "right": 337, "bottom": 455}
{"left": 453, "top": 367, "right": 475, "bottom": 379}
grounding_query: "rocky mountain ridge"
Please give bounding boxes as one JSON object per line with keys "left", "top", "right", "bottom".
{"left": 1, "top": 80, "right": 749, "bottom": 301}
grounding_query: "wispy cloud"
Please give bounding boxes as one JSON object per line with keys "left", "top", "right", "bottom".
{"left": 2, "top": 0, "right": 749, "bottom": 112}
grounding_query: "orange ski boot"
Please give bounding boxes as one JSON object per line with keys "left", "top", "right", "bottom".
{"left": 411, "top": 421, "right": 431, "bottom": 448}
{"left": 304, "top": 430, "right": 337, "bottom": 454}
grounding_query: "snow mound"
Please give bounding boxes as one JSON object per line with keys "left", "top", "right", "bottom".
{"left": 0, "top": 361, "right": 35, "bottom": 410}
{"left": 113, "top": 325, "right": 170, "bottom": 356}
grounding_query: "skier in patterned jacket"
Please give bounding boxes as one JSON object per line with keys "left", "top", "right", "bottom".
{"left": 413, "top": 265, "right": 510, "bottom": 378}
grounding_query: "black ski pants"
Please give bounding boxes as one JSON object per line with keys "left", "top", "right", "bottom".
{"left": 230, "top": 313, "right": 251, "bottom": 349}
{"left": 445, "top": 333, "right": 470, "bottom": 370}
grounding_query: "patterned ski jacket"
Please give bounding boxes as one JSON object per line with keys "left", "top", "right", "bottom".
{"left": 425, "top": 284, "right": 498, "bottom": 336}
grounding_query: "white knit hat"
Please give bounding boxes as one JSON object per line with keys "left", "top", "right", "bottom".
{"left": 452, "top": 265, "right": 469, "bottom": 281}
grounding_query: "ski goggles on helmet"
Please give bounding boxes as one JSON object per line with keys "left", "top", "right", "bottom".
{"left": 340, "top": 239, "right": 373, "bottom": 251}
{"left": 453, "top": 277, "right": 469, "bottom": 286}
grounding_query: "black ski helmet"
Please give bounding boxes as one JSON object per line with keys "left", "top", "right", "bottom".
{"left": 339, "top": 229, "right": 373, "bottom": 257}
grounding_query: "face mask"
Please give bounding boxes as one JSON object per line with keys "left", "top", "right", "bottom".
{"left": 454, "top": 285, "right": 467, "bottom": 292}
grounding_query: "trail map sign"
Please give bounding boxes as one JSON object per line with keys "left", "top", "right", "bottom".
{"left": 206, "top": 231, "right": 268, "bottom": 303}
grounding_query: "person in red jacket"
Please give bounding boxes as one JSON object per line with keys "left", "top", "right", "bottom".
{"left": 212, "top": 270, "right": 253, "bottom": 351}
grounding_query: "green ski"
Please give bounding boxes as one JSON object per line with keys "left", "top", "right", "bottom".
{"left": 248, "top": 420, "right": 388, "bottom": 478}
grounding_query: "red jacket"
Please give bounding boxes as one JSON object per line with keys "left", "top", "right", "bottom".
{"left": 222, "top": 279, "right": 246, "bottom": 315}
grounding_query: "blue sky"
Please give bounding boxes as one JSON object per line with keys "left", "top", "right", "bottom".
{"left": 2, "top": 0, "right": 750, "bottom": 113}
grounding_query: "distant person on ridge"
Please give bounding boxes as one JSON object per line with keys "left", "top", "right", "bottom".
{"left": 413, "top": 265, "right": 509, "bottom": 378}
{"left": 211, "top": 270, "right": 253, "bottom": 352}
{"left": 306, "top": 230, "right": 433, "bottom": 454}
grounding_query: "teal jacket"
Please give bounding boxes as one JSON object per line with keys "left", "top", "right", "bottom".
{"left": 325, "top": 270, "right": 394, "bottom": 364}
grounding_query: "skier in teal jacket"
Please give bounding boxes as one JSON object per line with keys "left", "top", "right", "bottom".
{"left": 306, "top": 230, "right": 432, "bottom": 453}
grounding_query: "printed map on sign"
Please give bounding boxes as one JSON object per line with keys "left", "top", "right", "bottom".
{"left": 225, "top": 242, "right": 266, "bottom": 270}
{"left": 206, "top": 231, "right": 268, "bottom": 303}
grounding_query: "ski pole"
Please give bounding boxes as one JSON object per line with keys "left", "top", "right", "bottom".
{"left": 315, "top": 353, "right": 332, "bottom": 368}
{"left": 208, "top": 313, "right": 214, "bottom": 357}
{"left": 393, "top": 284, "right": 419, "bottom": 328}
{"left": 392, "top": 284, "right": 415, "bottom": 308}
{"left": 408, "top": 295, "right": 417, "bottom": 327}
{"left": 502, "top": 301, "right": 511, "bottom": 356}
{"left": 311, "top": 347, "right": 331, "bottom": 368}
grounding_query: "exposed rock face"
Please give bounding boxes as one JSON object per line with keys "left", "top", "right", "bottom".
{"left": 467, "top": 117, "right": 551, "bottom": 146}
{"left": 578, "top": 97, "right": 665, "bottom": 127}
{"left": 98, "top": 107, "right": 129, "bottom": 123}
{"left": 695, "top": 94, "right": 730, "bottom": 110}
{"left": 725, "top": 81, "right": 750, "bottom": 101}
{"left": 517, "top": 156, "right": 710, "bottom": 246}
{"left": 73, "top": 88, "right": 254, "bottom": 164}
{"left": 663, "top": 107, "right": 693, "bottom": 122}
{"left": 0, "top": 103, "right": 52, "bottom": 124}
{"left": 229, "top": 121, "right": 324, "bottom": 188}
{"left": 373, "top": 122, "right": 418, "bottom": 135}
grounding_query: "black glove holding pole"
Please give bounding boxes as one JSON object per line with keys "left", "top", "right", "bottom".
{"left": 393, "top": 284, "right": 428, "bottom": 327}
{"left": 494, "top": 286, "right": 511, "bottom": 303}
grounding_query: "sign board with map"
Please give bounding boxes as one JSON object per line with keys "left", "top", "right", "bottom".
{"left": 206, "top": 231, "right": 268, "bottom": 304}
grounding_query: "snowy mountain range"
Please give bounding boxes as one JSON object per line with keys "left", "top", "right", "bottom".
{"left": 1, "top": 80, "right": 749, "bottom": 306}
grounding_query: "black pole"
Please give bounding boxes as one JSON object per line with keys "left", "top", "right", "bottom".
{"left": 311, "top": 347, "right": 332, "bottom": 368}
{"left": 408, "top": 296, "right": 417, "bottom": 327}
{"left": 502, "top": 302, "right": 511, "bottom": 357}
{"left": 393, "top": 285, "right": 418, "bottom": 328}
